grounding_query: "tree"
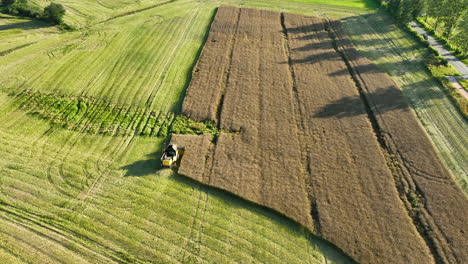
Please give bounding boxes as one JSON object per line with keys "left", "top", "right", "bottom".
{"left": 43, "top": 3, "right": 65, "bottom": 24}
{"left": 440, "top": 0, "right": 468, "bottom": 38}
{"left": 1, "top": 0, "right": 16, "bottom": 5}
{"left": 388, "top": 0, "right": 401, "bottom": 15}
{"left": 411, "top": 0, "right": 427, "bottom": 18}
{"left": 426, "top": 0, "right": 449, "bottom": 32}
{"left": 388, "top": 0, "right": 414, "bottom": 24}
{"left": 398, "top": 0, "right": 415, "bottom": 23}
{"left": 451, "top": 16, "right": 468, "bottom": 52}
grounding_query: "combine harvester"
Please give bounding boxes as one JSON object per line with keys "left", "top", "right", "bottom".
{"left": 160, "top": 144, "right": 184, "bottom": 168}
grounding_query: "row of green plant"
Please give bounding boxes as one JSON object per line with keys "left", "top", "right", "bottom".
{"left": 12, "top": 90, "right": 221, "bottom": 137}
{"left": 383, "top": 0, "right": 467, "bottom": 62}
{"left": 1, "top": 0, "right": 66, "bottom": 26}
{"left": 405, "top": 26, "right": 467, "bottom": 117}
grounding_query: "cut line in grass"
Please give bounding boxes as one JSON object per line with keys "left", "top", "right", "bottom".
{"left": 287, "top": 0, "right": 380, "bottom": 9}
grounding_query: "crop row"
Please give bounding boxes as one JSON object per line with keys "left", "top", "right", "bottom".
{"left": 12, "top": 90, "right": 220, "bottom": 138}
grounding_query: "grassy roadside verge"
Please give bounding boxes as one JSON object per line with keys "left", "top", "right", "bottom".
{"left": 405, "top": 24, "right": 468, "bottom": 117}
{"left": 415, "top": 18, "right": 468, "bottom": 65}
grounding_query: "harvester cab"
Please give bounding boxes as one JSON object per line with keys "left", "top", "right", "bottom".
{"left": 161, "top": 144, "right": 181, "bottom": 167}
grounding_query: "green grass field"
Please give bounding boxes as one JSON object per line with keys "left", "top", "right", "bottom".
{"left": 288, "top": 0, "right": 379, "bottom": 9}
{"left": 0, "top": 0, "right": 466, "bottom": 262}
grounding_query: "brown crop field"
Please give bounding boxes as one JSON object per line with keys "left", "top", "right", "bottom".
{"left": 176, "top": 6, "right": 468, "bottom": 264}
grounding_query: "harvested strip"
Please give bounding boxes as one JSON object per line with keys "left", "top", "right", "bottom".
{"left": 282, "top": 13, "right": 432, "bottom": 264}
{"left": 171, "top": 134, "right": 212, "bottom": 182}
{"left": 182, "top": 6, "right": 241, "bottom": 122}
{"left": 330, "top": 20, "right": 468, "bottom": 263}
{"left": 186, "top": 8, "right": 314, "bottom": 230}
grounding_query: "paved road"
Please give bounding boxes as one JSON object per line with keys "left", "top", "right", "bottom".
{"left": 410, "top": 21, "right": 468, "bottom": 79}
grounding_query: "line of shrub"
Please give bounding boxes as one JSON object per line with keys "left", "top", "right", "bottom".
{"left": 415, "top": 18, "right": 468, "bottom": 64}
{"left": 1, "top": 0, "right": 71, "bottom": 29}
{"left": 405, "top": 24, "right": 449, "bottom": 66}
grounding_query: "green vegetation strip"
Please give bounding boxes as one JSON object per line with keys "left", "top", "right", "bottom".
{"left": 12, "top": 90, "right": 220, "bottom": 137}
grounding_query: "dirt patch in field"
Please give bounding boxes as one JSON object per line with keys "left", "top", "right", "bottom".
{"left": 176, "top": 6, "right": 467, "bottom": 264}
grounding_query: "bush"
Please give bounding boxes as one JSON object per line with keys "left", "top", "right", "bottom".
{"left": 1, "top": 0, "right": 15, "bottom": 5}
{"left": 2, "top": 0, "right": 42, "bottom": 19}
{"left": 406, "top": 25, "right": 430, "bottom": 48}
{"left": 43, "top": 3, "right": 64, "bottom": 24}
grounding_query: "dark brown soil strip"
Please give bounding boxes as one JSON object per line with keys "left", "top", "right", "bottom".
{"left": 280, "top": 12, "right": 321, "bottom": 233}
{"left": 214, "top": 9, "right": 241, "bottom": 127}
{"left": 182, "top": 7, "right": 241, "bottom": 122}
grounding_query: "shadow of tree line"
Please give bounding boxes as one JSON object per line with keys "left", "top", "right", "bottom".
{"left": 120, "top": 151, "right": 163, "bottom": 177}
{"left": 313, "top": 86, "right": 416, "bottom": 118}
{"left": 281, "top": 11, "right": 447, "bottom": 119}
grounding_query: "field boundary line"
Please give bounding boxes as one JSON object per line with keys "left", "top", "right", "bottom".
{"left": 0, "top": 42, "right": 37, "bottom": 57}
{"left": 97, "top": 0, "right": 178, "bottom": 25}
{"left": 280, "top": 12, "right": 320, "bottom": 234}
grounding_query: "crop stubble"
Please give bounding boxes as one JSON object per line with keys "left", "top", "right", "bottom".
{"left": 176, "top": 6, "right": 467, "bottom": 264}
{"left": 330, "top": 20, "right": 468, "bottom": 263}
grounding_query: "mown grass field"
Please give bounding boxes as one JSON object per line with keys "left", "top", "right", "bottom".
{"left": 0, "top": 0, "right": 466, "bottom": 263}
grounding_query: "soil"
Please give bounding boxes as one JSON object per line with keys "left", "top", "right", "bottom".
{"left": 176, "top": 6, "right": 468, "bottom": 264}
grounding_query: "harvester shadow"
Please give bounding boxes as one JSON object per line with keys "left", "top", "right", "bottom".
{"left": 169, "top": 173, "right": 357, "bottom": 264}
{"left": 121, "top": 151, "right": 163, "bottom": 177}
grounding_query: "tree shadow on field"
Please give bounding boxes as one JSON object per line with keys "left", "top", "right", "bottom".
{"left": 283, "top": 10, "right": 455, "bottom": 116}
{"left": 0, "top": 18, "right": 51, "bottom": 31}
{"left": 289, "top": 51, "right": 344, "bottom": 65}
{"left": 313, "top": 86, "right": 414, "bottom": 118}
{"left": 328, "top": 61, "right": 422, "bottom": 77}
{"left": 168, "top": 173, "right": 357, "bottom": 264}
{"left": 121, "top": 151, "right": 163, "bottom": 177}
